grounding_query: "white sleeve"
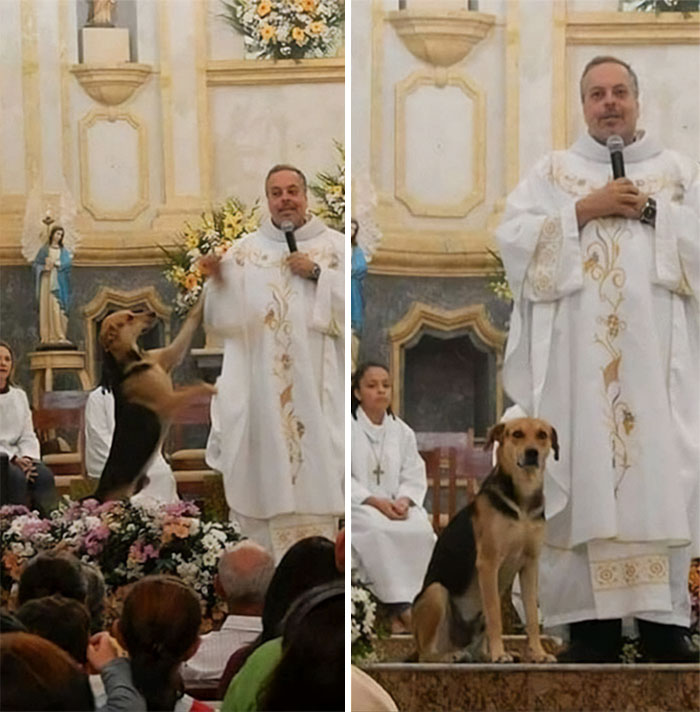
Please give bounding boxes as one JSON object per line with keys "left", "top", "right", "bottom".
{"left": 15, "top": 390, "right": 41, "bottom": 461}
{"left": 84, "top": 391, "right": 115, "bottom": 478}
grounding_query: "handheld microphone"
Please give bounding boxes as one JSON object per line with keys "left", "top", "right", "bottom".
{"left": 606, "top": 134, "right": 625, "bottom": 179}
{"left": 280, "top": 220, "right": 297, "bottom": 253}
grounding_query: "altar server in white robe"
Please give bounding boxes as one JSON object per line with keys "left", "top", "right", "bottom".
{"left": 203, "top": 165, "right": 344, "bottom": 559}
{"left": 84, "top": 387, "right": 179, "bottom": 504}
{"left": 496, "top": 56, "right": 699, "bottom": 662}
{"left": 351, "top": 363, "right": 436, "bottom": 621}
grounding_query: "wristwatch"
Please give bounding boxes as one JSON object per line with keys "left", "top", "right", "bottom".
{"left": 639, "top": 197, "right": 657, "bottom": 227}
{"left": 309, "top": 263, "right": 321, "bottom": 281}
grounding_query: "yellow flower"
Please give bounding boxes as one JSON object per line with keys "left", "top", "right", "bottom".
{"left": 301, "top": 0, "right": 316, "bottom": 11}
{"left": 292, "top": 26, "right": 306, "bottom": 45}
{"left": 185, "top": 232, "right": 199, "bottom": 250}
{"left": 257, "top": 0, "right": 271, "bottom": 17}
{"left": 244, "top": 217, "right": 259, "bottom": 233}
{"left": 308, "top": 20, "right": 325, "bottom": 34}
{"left": 260, "top": 24, "right": 275, "bottom": 42}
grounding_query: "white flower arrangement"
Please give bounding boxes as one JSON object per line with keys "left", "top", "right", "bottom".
{"left": 221, "top": 0, "right": 344, "bottom": 60}
{"left": 351, "top": 582, "right": 378, "bottom": 661}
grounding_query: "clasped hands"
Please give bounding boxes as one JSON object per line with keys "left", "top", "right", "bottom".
{"left": 365, "top": 495, "right": 412, "bottom": 520}
{"left": 198, "top": 251, "right": 317, "bottom": 283}
{"left": 576, "top": 178, "right": 649, "bottom": 229}
{"left": 11, "top": 456, "right": 38, "bottom": 483}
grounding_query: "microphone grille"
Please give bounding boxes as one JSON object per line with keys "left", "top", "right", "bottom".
{"left": 279, "top": 220, "right": 295, "bottom": 232}
{"left": 606, "top": 135, "right": 624, "bottom": 153}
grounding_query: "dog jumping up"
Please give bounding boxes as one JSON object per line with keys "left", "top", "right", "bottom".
{"left": 92, "top": 299, "right": 215, "bottom": 502}
{"left": 412, "top": 417, "right": 558, "bottom": 663}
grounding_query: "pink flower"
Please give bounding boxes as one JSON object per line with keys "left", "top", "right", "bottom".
{"left": 163, "top": 501, "right": 200, "bottom": 518}
{"left": 21, "top": 519, "right": 52, "bottom": 538}
{"left": 128, "top": 540, "right": 160, "bottom": 564}
{"left": 83, "top": 525, "right": 110, "bottom": 556}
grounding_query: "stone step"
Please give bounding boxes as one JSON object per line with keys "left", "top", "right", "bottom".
{"left": 361, "top": 661, "right": 700, "bottom": 711}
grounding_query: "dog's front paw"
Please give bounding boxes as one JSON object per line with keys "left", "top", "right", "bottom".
{"left": 491, "top": 652, "right": 514, "bottom": 663}
{"left": 526, "top": 649, "right": 556, "bottom": 663}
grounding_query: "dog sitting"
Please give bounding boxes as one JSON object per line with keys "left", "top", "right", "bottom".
{"left": 412, "top": 417, "right": 558, "bottom": 663}
{"left": 92, "top": 299, "right": 215, "bottom": 502}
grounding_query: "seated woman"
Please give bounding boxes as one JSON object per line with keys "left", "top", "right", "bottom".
{"left": 351, "top": 362, "right": 436, "bottom": 632}
{"left": 0, "top": 341, "right": 57, "bottom": 515}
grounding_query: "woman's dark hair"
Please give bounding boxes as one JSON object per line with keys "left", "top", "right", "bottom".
{"left": 351, "top": 361, "right": 394, "bottom": 419}
{"left": 0, "top": 340, "right": 16, "bottom": 389}
{"left": 16, "top": 595, "right": 91, "bottom": 664}
{"left": 259, "top": 582, "right": 345, "bottom": 711}
{"left": 48, "top": 224, "right": 65, "bottom": 247}
{"left": 260, "top": 536, "right": 341, "bottom": 644}
{"left": 119, "top": 575, "right": 201, "bottom": 711}
{"left": 80, "top": 561, "right": 106, "bottom": 634}
{"left": 18, "top": 551, "right": 87, "bottom": 606}
{"left": 0, "top": 632, "right": 94, "bottom": 711}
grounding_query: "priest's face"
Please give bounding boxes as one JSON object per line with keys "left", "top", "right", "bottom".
{"left": 581, "top": 62, "right": 639, "bottom": 146}
{"left": 266, "top": 169, "right": 308, "bottom": 229}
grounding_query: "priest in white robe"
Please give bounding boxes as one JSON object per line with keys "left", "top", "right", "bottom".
{"left": 351, "top": 363, "right": 436, "bottom": 625}
{"left": 204, "top": 165, "right": 344, "bottom": 560}
{"left": 496, "top": 56, "right": 699, "bottom": 662}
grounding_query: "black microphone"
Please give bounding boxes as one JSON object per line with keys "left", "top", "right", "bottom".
{"left": 606, "top": 134, "right": 625, "bottom": 179}
{"left": 280, "top": 220, "right": 297, "bottom": 252}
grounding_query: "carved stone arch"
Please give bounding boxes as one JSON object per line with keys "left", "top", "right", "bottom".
{"left": 82, "top": 287, "right": 172, "bottom": 385}
{"left": 388, "top": 302, "right": 506, "bottom": 423}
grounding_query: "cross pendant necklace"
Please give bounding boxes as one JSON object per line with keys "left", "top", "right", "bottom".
{"left": 365, "top": 428, "right": 386, "bottom": 485}
{"left": 372, "top": 462, "right": 384, "bottom": 485}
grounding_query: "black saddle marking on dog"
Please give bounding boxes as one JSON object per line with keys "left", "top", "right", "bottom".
{"left": 480, "top": 469, "right": 521, "bottom": 520}
{"left": 418, "top": 506, "right": 477, "bottom": 599}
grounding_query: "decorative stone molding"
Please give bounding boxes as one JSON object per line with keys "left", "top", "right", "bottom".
{"left": 566, "top": 11, "right": 700, "bottom": 45}
{"left": 387, "top": 9, "right": 495, "bottom": 67}
{"left": 388, "top": 302, "right": 506, "bottom": 416}
{"left": 70, "top": 64, "right": 152, "bottom": 106}
{"left": 206, "top": 57, "right": 344, "bottom": 86}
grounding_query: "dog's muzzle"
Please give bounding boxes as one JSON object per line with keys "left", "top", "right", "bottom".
{"left": 519, "top": 448, "right": 540, "bottom": 468}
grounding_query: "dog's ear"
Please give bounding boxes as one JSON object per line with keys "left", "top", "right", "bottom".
{"left": 550, "top": 426, "right": 560, "bottom": 461}
{"left": 485, "top": 422, "right": 506, "bottom": 450}
{"left": 100, "top": 323, "right": 117, "bottom": 351}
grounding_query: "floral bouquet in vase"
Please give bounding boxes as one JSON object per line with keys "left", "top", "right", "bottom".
{"left": 310, "top": 140, "right": 344, "bottom": 233}
{"left": 221, "top": 0, "right": 344, "bottom": 60}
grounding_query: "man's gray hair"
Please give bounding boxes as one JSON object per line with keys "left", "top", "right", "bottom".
{"left": 265, "top": 164, "right": 308, "bottom": 194}
{"left": 218, "top": 540, "right": 275, "bottom": 605}
{"left": 580, "top": 56, "right": 639, "bottom": 101}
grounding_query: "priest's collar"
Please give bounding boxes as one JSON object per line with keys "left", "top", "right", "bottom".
{"left": 259, "top": 215, "right": 327, "bottom": 244}
{"left": 357, "top": 405, "right": 387, "bottom": 440}
{"left": 572, "top": 131, "right": 663, "bottom": 164}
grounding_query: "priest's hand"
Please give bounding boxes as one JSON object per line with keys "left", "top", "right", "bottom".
{"left": 576, "top": 179, "right": 647, "bottom": 228}
{"left": 287, "top": 252, "right": 318, "bottom": 280}
{"left": 392, "top": 497, "right": 412, "bottom": 518}
{"left": 365, "top": 496, "right": 406, "bottom": 520}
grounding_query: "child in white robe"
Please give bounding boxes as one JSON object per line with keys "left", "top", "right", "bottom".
{"left": 351, "top": 362, "right": 436, "bottom": 631}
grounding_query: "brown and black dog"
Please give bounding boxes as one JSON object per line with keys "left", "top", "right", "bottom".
{"left": 412, "top": 417, "right": 558, "bottom": 663}
{"left": 92, "top": 299, "right": 215, "bottom": 502}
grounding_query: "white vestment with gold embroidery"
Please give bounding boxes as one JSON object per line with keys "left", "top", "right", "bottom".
{"left": 351, "top": 407, "right": 436, "bottom": 603}
{"left": 497, "top": 133, "right": 699, "bottom": 626}
{"left": 203, "top": 216, "right": 344, "bottom": 530}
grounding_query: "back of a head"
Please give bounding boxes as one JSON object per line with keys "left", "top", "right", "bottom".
{"left": 260, "top": 583, "right": 345, "bottom": 711}
{"left": 16, "top": 594, "right": 91, "bottom": 664}
{"left": 80, "top": 561, "right": 106, "bottom": 634}
{"left": 0, "top": 632, "right": 93, "bottom": 711}
{"left": 261, "top": 536, "right": 340, "bottom": 641}
{"left": 120, "top": 575, "right": 202, "bottom": 711}
{"left": 218, "top": 540, "right": 274, "bottom": 609}
{"left": 18, "top": 551, "right": 87, "bottom": 606}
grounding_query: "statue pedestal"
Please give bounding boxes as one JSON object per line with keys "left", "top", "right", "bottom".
{"left": 28, "top": 350, "right": 92, "bottom": 408}
{"left": 82, "top": 27, "right": 130, "bottom": 64}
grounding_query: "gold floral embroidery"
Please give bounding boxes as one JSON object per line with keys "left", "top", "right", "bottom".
{"left": 591, "top": 555, "right": 669, "bottom": 592}
{"left": 526, "top": 217, "right": 563, "bottom": 298}
{"left": 265, "top": 282, "right": 305, "bottom": 485}
{"left": 584, "top": 220, "right": 636, "bottom": 495}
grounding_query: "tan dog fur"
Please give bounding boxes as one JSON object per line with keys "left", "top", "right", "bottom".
{"left": 413, "top": 417, "right": 558, "bottom": 664}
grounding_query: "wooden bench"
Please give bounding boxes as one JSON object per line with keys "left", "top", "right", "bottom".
{"left": 417, "top": 430, "right": 493, "bottom": 533}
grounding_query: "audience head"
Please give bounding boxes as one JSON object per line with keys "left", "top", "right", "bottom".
{"left": 334, "top": 528, "right": 345, "bottom": 573}
{"left": 16, "top": 594, "right": 91, "bottom": 665}
{"left": 80, "top": 561, "right": 106, "bottom": 634}
{"left": 116, "top": 575, "right": 201, "bottom": 711}
{"left": 18, "top": 551, "right": 87, "bottom": 606}
{"left": 0, "top": 610, "right": 27, "bottom": 633}
{"left": 216, "top": 540, "right": 274, "bottom": 613}
{"left": 259, "top": 582, "right": 345, "bottom": 711}
{"left": 261, "top": 536, "right": 340, "bottom": 642}
{"left": 351, "top": 361, "right": 394, "bottom": 420}
{"left": 0, "top": 340, "right": 16, "bottom": 390}
{"left": 0, "top": 632, "right": 94, "bottom": 711}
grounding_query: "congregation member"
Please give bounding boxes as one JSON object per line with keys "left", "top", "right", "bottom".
{"left": 182, "top": 541, "right": 274, "bottom": 687}
{"left": 351, "top": 362, "right": 436, "bottom": 633}
{"left": 0, "top": 340, "right": 57, "bottom": 515}
{"left": 203, "top": 165, "right": 344, "bottom": 557}
{"left": 497, "top": 56, "right": 699, "bottom": 662}
{"left": 84, "top": 383, "right": 179, "bottom": 504}
{"left": 17, "top": 550, "right": 87, "bottom": 607}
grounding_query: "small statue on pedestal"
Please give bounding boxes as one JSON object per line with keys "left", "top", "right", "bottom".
{"left": 88, "top": 0, "right": 116, "bottom": 27}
